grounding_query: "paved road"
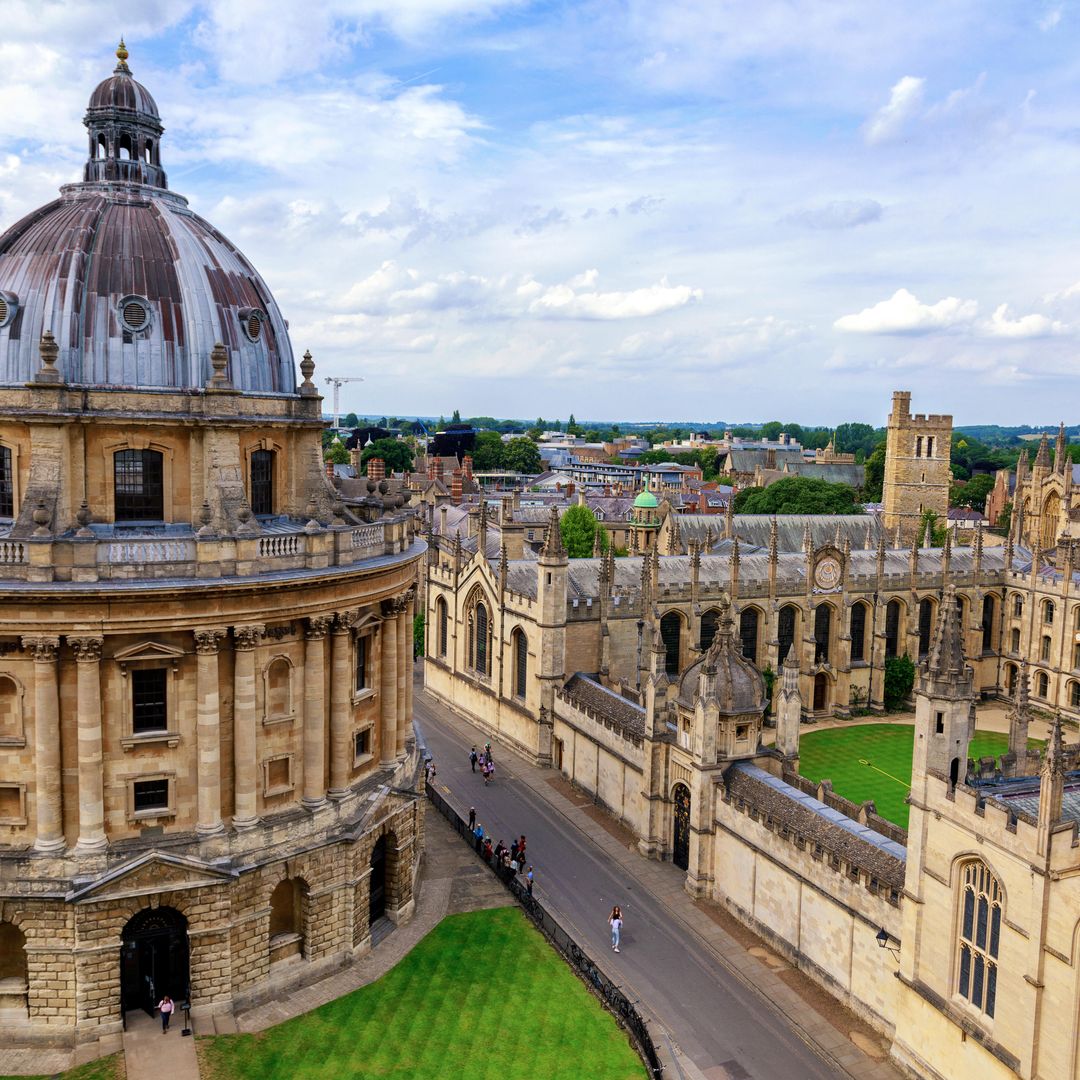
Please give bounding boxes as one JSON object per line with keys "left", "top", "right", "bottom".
{"left": 415, "top": 691, "right": 842, "bottom": 1080}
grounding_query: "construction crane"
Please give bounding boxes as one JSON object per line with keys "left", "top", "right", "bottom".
{"left": 324, "top": 376, "right": 364, "bottom": 430}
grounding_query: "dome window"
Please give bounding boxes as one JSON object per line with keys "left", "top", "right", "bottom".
{"left": 119, "top": 296, "right": 151, "bottom": 334}
{"left": 240, "top": 308, "right": 265, "bottom": 342}
{"left": 0, "top": 291, "right": 17, "bottom": 329}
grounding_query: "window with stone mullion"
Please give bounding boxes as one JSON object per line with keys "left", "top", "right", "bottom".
{"left": 956, "top": 861, "right": 1001, "bottom": 1018}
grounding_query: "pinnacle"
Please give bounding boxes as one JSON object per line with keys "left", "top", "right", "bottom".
{"left": 924, "top": 585, "right": 967, "bottom": 677}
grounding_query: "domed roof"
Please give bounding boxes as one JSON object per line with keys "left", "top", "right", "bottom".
{"left": 0, "top": 43, "right": 295, "bottom": 394}
{"left": 634, "top": 490, "right": 659, "bottom": 509}
{"left": 87, "top": 42, "right": 160, "bottom": 118}
{"left": 678, "top": 602, "right": 766, "bottom": 713}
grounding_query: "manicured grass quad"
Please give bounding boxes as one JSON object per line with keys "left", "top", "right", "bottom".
{"left": 0, "top": 1053, "right": 124, "bottom": 1080}
{"left": 798, "top": 724, "right": 1037, "bottom": 830}
{"left": 199, "top": 907, "right": 646, "bottom": 1080}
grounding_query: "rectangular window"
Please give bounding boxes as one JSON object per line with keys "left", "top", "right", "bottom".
{"left": 267, "top": 757, "right": 290, "bottom": 790}
{"left": 133, "top": 778, "right": 169, "bottom": 813}
{"left": 915, "top": 436, "right": 923, "bottom": 458}
{"left": 926, "top": 436, "right": 934, "bottom": 458}
{"left": 250, "top": 449, "right": 274, "bottom": 516}
{"left": 354, "top": 728, "right": 371, "bottom": 759}
{"left": 0, "top": 445, "right": 12, "bottom": 518}
{"left": 114, "top": 449, "right": 164, "bottom": 522}
{"left": 849, "top": 604, "right": 866, "bottom": 663}
{"left": 935, "top": 712, "right": 944, "bottom": 734}
{"left": 1014, "top": 595, "right": 1023, "bottom": 618}
{"left": 131, "top": 668, "right": 167, "bottom": 733}
{"left": 355, "top": 635, "right": 368, "bottom": 691}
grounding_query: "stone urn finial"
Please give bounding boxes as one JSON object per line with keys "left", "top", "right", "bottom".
{"left": 196, "top": 499, "right": 215, "bottom": 537}
{"left": 299, "top": 350, "right": 317, "bottom": 396}
{"left": 206, "top": 341, "right": 232, "bottom": 389}
{"left": 75, "top": 501, "right": 94, "bottom": 537}
{"left": 32, "top": 499, "right": 51, "bottom": 537}
{"left": 332, "top": 499, "right": 346, "bottom": 525}
{"left": 34, "top": 330, "right": 63, "bottom": 384}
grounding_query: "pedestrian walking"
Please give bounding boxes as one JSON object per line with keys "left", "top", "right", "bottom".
{"left": 157, "top": 994, "right": 174, "bottom": 1033}
{"left": 483, "top": 838, "right": 493, "bottom": 862}
{"left": 487, "top": 760, "right": 495, "bottom": 784}
{"left": 482, "top": 762, "right": 490, "bottom": 786}
{"left": 609, "top": 906, "right": 623, "bottom": 953}
{"left": 518, "top": 835, "right": 526, "bottom": 859}
{"left": 468, "top": 807, "right": 476, "bottom": 831}
{"left": 526, "top": 866, "right": 534, "bottom": 895}
{"left": 469, "top": 746, "right": 478, "bottom": 772}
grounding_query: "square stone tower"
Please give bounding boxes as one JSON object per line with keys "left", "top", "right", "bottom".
{"left": 882, "top": 390, "right": 951, "bottom": 542}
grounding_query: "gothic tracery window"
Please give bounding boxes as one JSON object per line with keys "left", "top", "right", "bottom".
{"left": 466, "top": 593, "right": 491, "bottom": 676}
{"left": 956, "top": 861, "right": 1002, "bottom": 1018}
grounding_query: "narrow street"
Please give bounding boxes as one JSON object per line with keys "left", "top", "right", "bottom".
{"left": 416, "top": 687, "right": 900, "bottom": 1080}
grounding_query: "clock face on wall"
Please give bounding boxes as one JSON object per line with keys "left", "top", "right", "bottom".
{"left": 814, "top": 555, "right": 842, "bottom": 591}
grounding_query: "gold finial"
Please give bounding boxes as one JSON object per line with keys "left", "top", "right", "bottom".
{"left": 115, "top": 38, "right": 130, "bottom": 72}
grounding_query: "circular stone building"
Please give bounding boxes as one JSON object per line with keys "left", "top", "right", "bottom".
{"left": 0, "top": 44, "right": 424, "bottom": 1051}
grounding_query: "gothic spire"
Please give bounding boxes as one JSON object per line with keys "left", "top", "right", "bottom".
{"left": 924, "top": 585, "right": 966, "bottom": 677}
{"left": 540, "top": 505, "right": 565, "bottom": 559}
{"left": 1055, "top": 422, "right": 1067, "bottom": 473}
{"left": 769, "top": 516, "right": 779, "bottom": 564}
{"left": 1035, "top": 432, "right": 1051, "bottom": 470}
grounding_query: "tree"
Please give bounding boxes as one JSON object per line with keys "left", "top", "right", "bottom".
{"left": 503, "top": 437, "right": 543, "bottom": 473}
{"left": 343, "top": 412, "right": 359, "bottom": 428}
{"left": 359, "top": 438, "right": 414, "bottom": 474}
{"left": 918, "top": 508, "right": 948, "bottom": 546}
{"left": 471, "top": 430, "right": 505, "bottom": 471}
{"left": 559, "top": 505, "right": 608, "bottom": 557}
{"left": 950, "top": 473, "right": 994, "bottom": 512}
{"left": 567, "top": 412, "right": 582, "bottom": 437}
{"left": 862, "top": 440, "right": 887, "bottom": 502}
{"left": 996, "top": 501, "right": 1012, "bottom": 534}
{"left": 451, "top": 409, "right": 461, "bottom": 423}
{"left": 413, "top": 612, "right": 424, "bottom": 659}
{"left": 732, "top": 476, "right": 860, "bottom": 515}
{"left": 884, "top": 654, "right": 916, "bottom": 710}
{"left": 324, "top": 441, "right": 350, "bottom": 465}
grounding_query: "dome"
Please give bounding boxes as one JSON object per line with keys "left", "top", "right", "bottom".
{"left": 634, "top": 490, "right": 659, "bottom": 509}
{"left": 0, "top": 43, "right": 295, "bottom": 394}
{"left": 678, "top": 604, "right": 766, "bottom": 713}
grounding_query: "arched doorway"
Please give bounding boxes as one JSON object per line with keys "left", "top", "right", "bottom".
{"left": 672, "top": 785, "right": 691, "bottom": 871}
{"left": 369, "top": 835, "right": 387, "bottom": 924}
{"left": 813, "top": 672, "right": 829, "bottom": 712}
{"left": 120, "top": 907, "right": 189, "bottom": 1017}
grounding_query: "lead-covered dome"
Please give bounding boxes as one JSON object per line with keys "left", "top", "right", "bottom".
{"left": 678, "top": 602, "right": 766, "bottom": 712}
{"left": 0, "top": 43, "right": 295, "bottom": 394}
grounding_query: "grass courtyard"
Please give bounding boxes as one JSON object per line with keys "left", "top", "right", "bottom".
{"left": 198, "top": 907, "right": 646, "bottom": 1080}
{"left": 797, "top": 724, "right": 1038, "bottom": 830}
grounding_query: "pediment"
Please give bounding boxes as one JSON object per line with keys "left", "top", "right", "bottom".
{"left": 67, "top": 851, "right": 237, "bottom": 904}
{"left": 113, "top": 641, "right": 186, "bottom": 664}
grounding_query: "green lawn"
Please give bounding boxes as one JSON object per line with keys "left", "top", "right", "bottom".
{"left": 0, "top": 1052, "right": 124, "bottom": 1080}
{"left": 798, "top": 724, "right": 1040, "bottom": 830}
{"left": 198, "top": 907, "right": 646, "bottom": 1080}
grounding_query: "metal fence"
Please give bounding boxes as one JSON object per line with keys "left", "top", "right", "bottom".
{"left": 426, "top": 783, "right": 664, "bottom": 1078}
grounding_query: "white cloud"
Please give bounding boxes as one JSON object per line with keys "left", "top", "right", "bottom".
{"left": 834, "top": 289, "right": 978, "bottom": 334}
{"left": 980, "top": 304, "right": 1067, "bottom": 338}
{"left": 783, "top": 199, "right": 883, "bottom": 230}
{"left": 864, "top": 76, "right": 925, "bottom": 145}
{"left": 526, "top": 275, "right": 702, "bottom": 320}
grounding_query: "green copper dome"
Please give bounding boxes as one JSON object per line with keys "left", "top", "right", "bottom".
{"left": 634, "top": 490, "right": 659, "bottom": 509}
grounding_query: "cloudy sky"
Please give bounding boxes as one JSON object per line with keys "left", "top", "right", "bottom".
{"left": 3, "top": 1, "right": 1080, "bottom": 425}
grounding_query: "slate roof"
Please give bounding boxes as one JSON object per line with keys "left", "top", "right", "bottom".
{"left": 562, "top": 673, "right": 645, "bottom": 737}
{"left": 726, "top": 763, "right": 907, "bottom": 886}
{"left": 721, "top": 514, "right": 883, "bottom": 552}
{"left": 722, "top": 449, "right": 805, "bottom": 473}
{"left": 975, "top": 770, "right": 1080, "bottom": 827}
{"left": 782, "top": 461, "right": 865, "bottom": 486}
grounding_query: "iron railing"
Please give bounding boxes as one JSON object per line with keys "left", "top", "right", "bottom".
{"left": 426, "top": 783, "right": 663, "bottom": 1078}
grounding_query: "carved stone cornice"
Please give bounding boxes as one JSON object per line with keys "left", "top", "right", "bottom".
{"left": 193, "top": 628, "right": 227, "bottom": 655}
{"left": 68, "top": 636, "right": 104, "bottom": 663}
{"left": 306, "top": 615, "right": 334, "bottom": 640}
{"left": 22, "top": 636, "right": 59, "bottom": 663}
{"left": 233, "top": 624, "right": 265, "bottom": 651}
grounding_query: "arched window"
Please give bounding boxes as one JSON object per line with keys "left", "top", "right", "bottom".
{"left": 0, "top": 921, "right": 27, "bottom": 1016}
{"left": 918, "top": 598, "right": 935, "bottom": 657}
{"left": 114, "top": 449, "right": 164, "bottom": 521}
{"left": 465, "top": 592, "right": 492, "bottom": 677}
{"left": 778, "top": 605, "right": 797, "bottom": 665}
{"left": 885, "top": 599, "right": 902, "bottom": 659}
{"left": 1070, "top": 681, "right": 1080, "bottom": 709}
{"left": 1004, "top": 663, "right": 1017, "bottom": 696}
{"left": 739, "top": 608, "right": 759, "bottom": 664}
{"left": 1010, "top": 627, "right": 1020, "bottom": 653}
{"left": 1013, "top": 594, "right": 1023, "bottom": 619}
{"left": 1043, "top": 599, "right": 1055, "bottom": 625}
{"left": 1041, "top": 635, "right": 1052, "bottom": 662}
{"left": 660, "top": 611, "right": 682, "bottom": 675}
{"left": 700, "top": 609, "right": 720, "bottom": 651}
{"left": 956, "top": 861, "right": 1002, "bottom": 1018}
{"left": 1037, "top": 671, "right": 1049, "bottom": 697}
{"left": 1042, "top": 492, "right": 1061, "bottom": 551}
{"left": 250, "top": 449, "right": 274, "bottom": 516}
{"left": 144, "top": 140, "right": 154, "bottom": 164}
{"left": 355, "top": 635, "right": 368, "bottom": 691}
{"left": 96, "top": 134, "right": 108, "bottom": 159}
{"left": 265, "top": 658, "right": 291, "bottom": 721}
{"left": 0, "top": 675, "right": 21, "bottom": 739}
{"left": 118, "top": 133, "right": 133, "bottom": 161}
{"left": 849, "top": 602, "right": 867, "bottom": 663}
{"left": 268, "top": 878, "right": 307, "bottom": 964}
{"left": 981, "top": 595, "right": 995, "bottom": 653}
{"left": 0, "top": 445, "right": 12, "bottom": 518}
{"left": 513, "top": 629, "right": 528, "bottom": 698}
{"left": 436, "top": 598, "right": 448, "bottom": 657}
{"left": 814, "top": 604, "right": 831, "bottom": 664}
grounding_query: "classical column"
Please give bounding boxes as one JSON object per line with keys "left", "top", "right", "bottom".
{"left": 69, "top": 636, "right": 107, "bottom": 853}
{"left": 232, "top": 624, "right": 264, "bottom": 829}
{"left": 329, "top": 611, "right": 357, "bottom": 797}
{"left": 194, "top": 628, "right": 227, "bottom": 837}
{"left": 24, "top": 636, "right": 64, "bottom": 852}
{"left": 303, "top": 615, "right": 334, "bottom": 807}
{"left": 379, "top": 600, "right": 399, "bottom": 767}
{"left": 395, "top": 597, "right": 411, "bottom": 759}
{"left": 400, "top": 588, "right": 416, "bottom": 758}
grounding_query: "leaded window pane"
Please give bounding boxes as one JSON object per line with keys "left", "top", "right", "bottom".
{"left": 778, "top": 607, "right": 796, "bottom": 664}
{"left": 976, "top": 896, "right": 988, "bottom": 950}
{"left": 972, "top": 955, "right": 984, "bottom": 1005}
{"left": 0, "top": 446, "right": 12, "bottom": 518}
{"left": 114, "top": 449, "right": 164, "bottom": 521}
{"left": 476, "top": 604, "right": 488, "bottom": 675}
{"left": 990, "top": 905, "right": 1000, "bottom": 957}
{"left": 958, "top": 944, "right": 970, "bottom": 996}
{"left": 849, "top": 604, "right": 866, "bottom": 662}
{"left": 250, "top": 449, "right": 274, "bottom": 516}
{"left": 986, "top": 965, "right": 997, "bottom": 1018}
{"left": 131, "top": 668, "right": 167, "bottom": 733}
{"left": 740, "top": 609, "right": 759, "bottom": 664}
{"left": 963, "top": 889, "right": 974, "bottom": 940}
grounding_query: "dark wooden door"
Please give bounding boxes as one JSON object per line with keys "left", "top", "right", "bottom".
{"left": 673, "top": 785, "right": 691, "bottom": 871}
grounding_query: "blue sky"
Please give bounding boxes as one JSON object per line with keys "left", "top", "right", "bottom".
{"left": 3, "top": 1, "right": 1080, "bottom": 425}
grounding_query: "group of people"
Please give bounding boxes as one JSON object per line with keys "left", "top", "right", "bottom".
{"left": 468, "top": 744, "right": 496, "bottom": 785}
{"left": 466, "top": 806, "right": 534, "bottom": 895}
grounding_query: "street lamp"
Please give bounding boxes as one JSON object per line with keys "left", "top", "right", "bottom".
{"left": 875, "top": 927, "right": 900, "bottom": 956}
